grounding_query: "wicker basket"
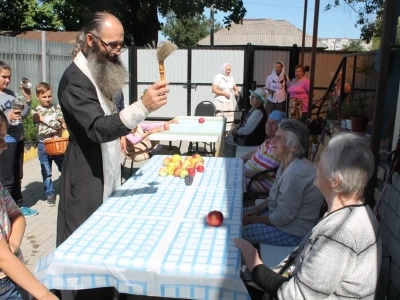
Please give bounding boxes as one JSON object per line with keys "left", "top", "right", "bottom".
{"left": 43, "top": 137, "right": 69, "bottom": 156}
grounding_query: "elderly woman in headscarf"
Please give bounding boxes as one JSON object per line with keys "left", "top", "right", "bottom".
{"left": 265, "top": 62, "right": 290, "bottom": 115}
{"left": 242, "top": 110, "right": 286, "bottom": 194}
{"left": 212, "top": 63, "right": 239, "bottom": 131}
{"left": 223, "top": 88, "right": 267, "bottom": 158}
{"left": 235, "top": 133, "right": 381, "bottom": 300}
{"left": 241, "top": 119, "right": 323, "bottom": 246}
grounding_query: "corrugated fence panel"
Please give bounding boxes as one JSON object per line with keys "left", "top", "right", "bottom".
{"left": 0, "top": 36, "right": 74, "bottom": 100}
{"left": 353, "top": 54, "right": 377, "bottom": 90}
{"left": 303, "top": 51, "right": 354, "bottom": 90}
{"left": 253, "top": 50, "right": 291, "bottom": 86}
{"left": 190, "top": 49, "right": 245, "bottom": 116}
{"left": 191, "top": 49, "right": 245, "bottom": 85}
{"left": 137, "top": 49, "right": 187, "bottom": 83}
{"left": 137, "top": 49, "right": 188, "bottom": 118}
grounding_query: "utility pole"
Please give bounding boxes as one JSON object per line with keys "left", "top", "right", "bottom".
{"left": 300, "top": 0, "right": 308, "bottom": 65}
{"left": 210, "top": 4, "right": 215, "bottom": 46}
{"left": 307, "top": 0, "right": 320, "bottom": 121}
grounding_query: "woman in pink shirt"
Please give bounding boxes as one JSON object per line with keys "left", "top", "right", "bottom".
{"left": 287, "top": 65, "right": 310, "bottom": 122}
{"left": 125, "top": 119, "right": 180, "bottom": 161}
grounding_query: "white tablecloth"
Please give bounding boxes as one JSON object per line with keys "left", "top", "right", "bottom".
{"left": 35, "top": 156, "right": 250, "bottom": 300}
{"left": 148, "top": 116, "right": 226, "bottom": 156}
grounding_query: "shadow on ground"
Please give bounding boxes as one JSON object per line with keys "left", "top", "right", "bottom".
{"left": 21, "top": 178, "right": 61, "bottom": 208}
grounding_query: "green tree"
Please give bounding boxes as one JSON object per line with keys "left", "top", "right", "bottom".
{"left": 1, "top": 0, "right": 246, "bottom": 47}
{"left": 370, "top": 36, "right": 381, "bottom": 50}
{"left": 161, "top": 12, "right": 223, "bottom": 47}
{"left": 0, "top": 0, "right": 63, "bottom": 34}
{"left": 325, "top": 0, "right": 383, "bottom": 43}
{"left": 342, "top": 40, "right": 365, "bottom": 51}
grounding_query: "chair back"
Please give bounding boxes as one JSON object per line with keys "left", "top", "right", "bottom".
{"left": 195, "top": 101, "right": 217, "bottom": 116}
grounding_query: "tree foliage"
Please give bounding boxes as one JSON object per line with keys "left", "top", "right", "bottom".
{"left": 161, "top": 12, "right": 222, "bottom": 47}
{"left": 325, "top": 0, "right": 383, "bottom": 43}
{"left": 0, "top": 0, "right": 63, "bottom": 34}
{"left": 0, "top": 0, "right": 246, "bottom": 47}
{"left": 342, "top": 40, "right": 365, "bottom": 51}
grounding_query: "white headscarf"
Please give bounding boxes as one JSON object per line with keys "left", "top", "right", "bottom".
{"left": 270, "top": 61, "right": 285, "bottom": 83}
{"left": 218, "top": 63, "right": 234, "bottom": 82}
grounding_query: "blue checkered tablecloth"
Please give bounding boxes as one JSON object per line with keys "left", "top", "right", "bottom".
{"left": 35, "top": 156, "right": 250, "bottom": 299}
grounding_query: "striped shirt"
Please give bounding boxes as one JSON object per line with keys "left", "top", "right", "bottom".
{"left": 244, "top": 139, "right": 280, "bottom": 192}
{"left": 0, "top": 183, "right": 23, "bottom": 278}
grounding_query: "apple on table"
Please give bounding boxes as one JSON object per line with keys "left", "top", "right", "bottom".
{"left": 198, "top": 117, "right": 205, "bottom": 123}
{"left": 158, "top": 166, "right": 168, "bottom": 177}
{"left": 207, "top": 211, "right": 224, "bottom": 227}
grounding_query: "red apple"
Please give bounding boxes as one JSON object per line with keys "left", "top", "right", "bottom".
{"left": 196, "top": 165, "right": 205, "bottom": 173}
{"left": 163, "top": 123, "right": 170, "bottom": 130}
{"left": 198, "top": 118, "right": 205, "bottom": 123}
{"left": 187, "top": 167, "right": 196, "bottom": 177}
{"left": 207, "top": 211, "right": 224, "bottom": 227}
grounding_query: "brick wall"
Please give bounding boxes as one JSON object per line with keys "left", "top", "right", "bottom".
{"left": 377, "top": 163, "right": 400, "bottom": 300}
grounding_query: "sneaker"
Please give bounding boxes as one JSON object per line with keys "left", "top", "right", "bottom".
{"left": 20, "top": 207, "right": 38, "bottom": 217}
{"left": 46, "top": 195, "right": 56, "bottom": 207}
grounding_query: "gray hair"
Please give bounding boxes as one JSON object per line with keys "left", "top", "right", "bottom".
{"left": 279, "top": 119, "right": 309, "bottom": 158}
{"left": 319, "top": 133, "right": 373, "bottom": 199}
{"left": 71, "top": 31, "right": 85, "bottom": 58}
{"left": 71, "top": 11, "right": 115, "bottom": 57}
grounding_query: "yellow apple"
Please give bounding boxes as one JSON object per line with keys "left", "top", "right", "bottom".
{"left": 179, "top": 169, "right": 189, "bottom": 179}
{"left": 163, "top": 157, "right": 172, "bottom": 167}
{"left": 158, "top": 167, "right": 168, "bottom": 177}
{"left": 174, "top": 161, "right": 183, "bottom": 168}
{"left": 172, "top": 154, "right": 182, "bottom": 163}
{"left": 194, "top": 161, "right": 203, "bottom": 168}
{"left": 167, "top": 165, "right": 175, "bottom": 176}
{"left": 167, "top": 162, "right": 176, "bottom": 169}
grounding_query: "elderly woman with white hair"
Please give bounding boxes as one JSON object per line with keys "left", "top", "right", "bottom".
{"left": 242, "top": 119, "right": 323, "bottom": 246}
{"left": 235, "top": 133, "right": 381, "bottom": 300}
{"left": 224, "top": 88, "right": 268, "bottom": 158}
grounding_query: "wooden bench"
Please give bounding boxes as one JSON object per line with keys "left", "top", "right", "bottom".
{"left": 235, "top": 145, "right": 258, "bottom": 158}
{"left": 254, "top": 199, "right": 295, "bottom": 268}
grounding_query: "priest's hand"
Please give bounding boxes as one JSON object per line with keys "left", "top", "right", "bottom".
{"left": 141, "top": 81, "right": 170, "bottom": 112}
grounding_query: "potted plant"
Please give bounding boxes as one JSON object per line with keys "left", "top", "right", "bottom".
{"left": 339, "top": 99, "right": 353, "bottom": 131}
{"left": 350, "top": 97, "right": 369, "bottom": 133}
{"left": 23, "top": 97, "right": 39, "bottom": 160}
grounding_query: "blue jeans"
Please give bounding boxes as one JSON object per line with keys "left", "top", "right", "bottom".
{"left": 38, "top": 141, "right": 64, "bottom": 196}
{"left": 0, "top": 276, "right": 22, "bottom": 299}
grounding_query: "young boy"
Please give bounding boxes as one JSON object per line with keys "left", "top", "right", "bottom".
{"left": 0, "top": 109, "right": 58, "bottom": 300}
{"left": 0, "top": 61, "right": 37, "bottom": 218}
{"left": 32, "top": 83, "right": 65, "bottom": 207}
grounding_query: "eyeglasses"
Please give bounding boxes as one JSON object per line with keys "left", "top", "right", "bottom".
{"left": 90, "top": 33, "right": 127, "bottom": 53}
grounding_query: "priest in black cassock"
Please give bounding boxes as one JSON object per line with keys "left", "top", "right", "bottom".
{"left": 56, "top": 11, "right": 169, "bottom": 300}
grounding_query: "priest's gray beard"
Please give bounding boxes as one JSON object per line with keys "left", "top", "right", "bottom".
{"left": 86, "top": 43, "right": 128, "bottom": 101}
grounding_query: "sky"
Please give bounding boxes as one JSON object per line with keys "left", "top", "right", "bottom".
{"left": 159, "top": 0, "right": 371, "bottom": 41}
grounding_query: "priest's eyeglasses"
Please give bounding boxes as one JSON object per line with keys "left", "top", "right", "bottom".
{"left": 90, "top": 33, "right": 127, "bottom": 53}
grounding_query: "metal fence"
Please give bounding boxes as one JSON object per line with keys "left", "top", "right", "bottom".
{"left": 0, "top": 35, "right": 74, "bottom": 103}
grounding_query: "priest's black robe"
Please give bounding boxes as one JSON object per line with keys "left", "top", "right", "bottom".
{"left": 56, "top": 62, "right": 131, "bottom": 300}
